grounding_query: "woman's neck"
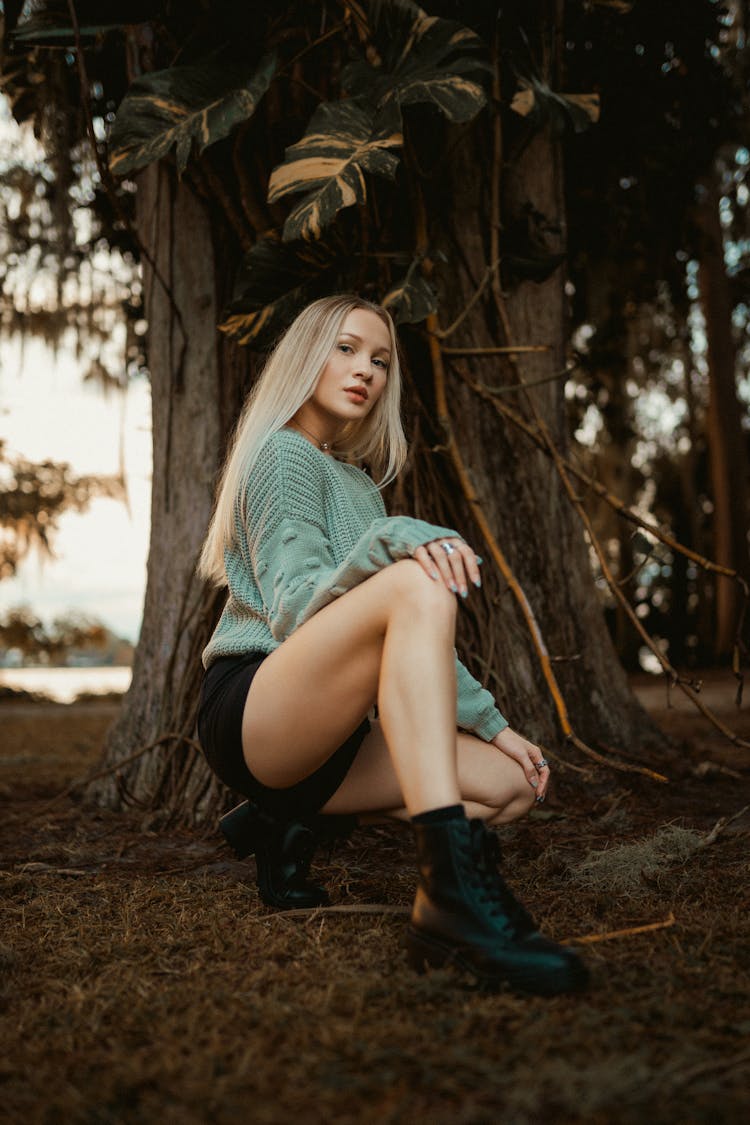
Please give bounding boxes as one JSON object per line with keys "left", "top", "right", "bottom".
{"left": 285, "top": 416, "right": 340, "bottom": 454}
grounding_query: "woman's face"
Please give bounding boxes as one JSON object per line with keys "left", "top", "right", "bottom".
{"left": 295, "top": 307, "right": 392, "bottom": 443}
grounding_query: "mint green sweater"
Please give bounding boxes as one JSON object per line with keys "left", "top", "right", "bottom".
{"left": 202, "top": 427, "right": 508, "bottom": 741}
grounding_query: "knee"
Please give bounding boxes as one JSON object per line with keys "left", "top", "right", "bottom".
{"left": 493, "top": 766, "right": 537, "bottom": 824}
{"left": 387, "top": 558, "right": 458, "bottom": 618}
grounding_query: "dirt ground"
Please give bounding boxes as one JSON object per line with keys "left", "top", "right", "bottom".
{"left": 1, "top": 670, "right": 749, "bottom": 1124}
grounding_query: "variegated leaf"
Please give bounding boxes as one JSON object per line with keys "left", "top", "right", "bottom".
{"left": 510, "top": 78, "right": 600, "bottom": 134}
{"left": 342, "top": 6, "right": 490, "bottom": 125}
{"left": 108, "top": 51, "right": 277, "bottom": 178}
{"left": 267, "top": 101, "right": 402, "bottom": 242}
{"left": 382, "top": 271, "right": 436, "bottom": 325}
{"left": 10, "top": 1, "right": 154, "bottom": 45}
{"left": 218, "top": 234, "right": 351, "bottom": 348}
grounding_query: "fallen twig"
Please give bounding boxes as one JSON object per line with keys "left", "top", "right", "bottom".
{"left": 264, "top": 904, "right": 411, "bottom": 920}
{"left": 662, "top": 1044, "right": 750, "bottom": 1091}
{"left": 698, "top": 803, "right": 750, "bottom": 847}
{"left": 11, "top": 862, "right": 93, "bottom": 877}
{"left": 562, "top": 911, "right": 676, "bottom": 946}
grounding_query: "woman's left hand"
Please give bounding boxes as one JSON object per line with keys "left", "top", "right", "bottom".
{"left": 490, "top": 726, "right": 551, "bottom": 802}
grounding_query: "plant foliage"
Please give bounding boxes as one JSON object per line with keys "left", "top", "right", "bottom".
{"left": 109, "top": 50, "right": 277, "bottom": 177}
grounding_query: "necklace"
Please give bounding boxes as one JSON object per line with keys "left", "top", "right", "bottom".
{"left": 289, "top": 418, "right": 335, "bottom": 452}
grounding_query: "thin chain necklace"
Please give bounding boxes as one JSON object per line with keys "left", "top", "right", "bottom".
{"left": 290, "top": 418, "right": 336, "bottom": 453}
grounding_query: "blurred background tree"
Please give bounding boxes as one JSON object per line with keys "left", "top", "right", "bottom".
{"left": 0, "top": 0, "right": 747, "bottom": 823}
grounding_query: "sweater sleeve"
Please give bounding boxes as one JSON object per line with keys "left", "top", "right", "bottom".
{"left": 243, "top": 439, "right": 464, "bottom": 644}
{"left": 455, "top": 654, "right": 509, "bottom": 741}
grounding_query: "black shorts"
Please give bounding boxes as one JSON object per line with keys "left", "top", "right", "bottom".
{"left": 197, "top": 651, "right": 371, "bottom": 821}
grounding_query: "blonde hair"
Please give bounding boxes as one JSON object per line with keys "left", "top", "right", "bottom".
{"left": 197, "top": 294, "right": 408, "bottom": 588}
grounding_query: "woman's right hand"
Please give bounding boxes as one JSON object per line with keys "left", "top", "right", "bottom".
{"left": 411, "top": 537, "right": 483, "bottom": 598}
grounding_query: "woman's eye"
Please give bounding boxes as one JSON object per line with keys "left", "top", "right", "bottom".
{"left": 338, "top": 343, "right": 353, "bottom": 353}
{"left": 373, "top": 358, "right": 387, "bottom": 370}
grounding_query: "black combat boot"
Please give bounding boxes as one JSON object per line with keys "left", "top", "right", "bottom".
{"left": 405, "top": 813, "right": 589, "bottom": 995}
{"left": 219, "top": 801, "right": 330, "bottom": 909}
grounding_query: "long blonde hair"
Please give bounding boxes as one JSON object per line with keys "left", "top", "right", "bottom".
{"left": 197, "top": 294, "right": 408, "bottom": 588}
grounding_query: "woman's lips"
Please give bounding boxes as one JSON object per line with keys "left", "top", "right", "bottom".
{"left": 344, "top": 389, "right": 367, "bottom": 403}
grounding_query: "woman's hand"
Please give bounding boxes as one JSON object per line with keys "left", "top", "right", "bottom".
{"left": 412, "top": 537, "right": 482, "bottom": 598}
{"left": 490, "top": 726, "right": 551, "bottom": 803}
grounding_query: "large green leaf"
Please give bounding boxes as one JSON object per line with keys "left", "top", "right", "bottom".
{"left": 10, "top": 0, "right": 155, "bottom": 45}
{"left": 108, "top": 50, "right": 277, "bottom": 178}
{"left": 509, "top": 77, "right": 600, "bottom": 136}
{"left": 267, "top": 100, "right": 402, "bottom": 243}
{"left": 501, "top": 205, "right": 566, "bottom": 284}
{"left": 382, "top": 269, "right": 436, "bottom": 325}
{"left": 342, "top": 2, "right": 490, "bottom": 126}
{"left": 218, "top": 233, "right": 355, "bottom": 348}
{"left": 505, "top": 29, "right": 599, "bottom": 138}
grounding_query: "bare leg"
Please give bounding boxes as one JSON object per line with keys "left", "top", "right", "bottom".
{"left": 241, "top": 559, "right": 461, "bottom": 815}
{"left": 319, "top": 721, "right": 536, "bottom": 824}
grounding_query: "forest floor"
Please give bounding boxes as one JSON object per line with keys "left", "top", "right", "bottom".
{"left": 1, "top": 669, "right": 749, "bottom": 1124}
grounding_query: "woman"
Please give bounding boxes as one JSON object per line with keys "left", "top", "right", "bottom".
{"left": 196, "top": 294, "right": 588, "bottom": 995}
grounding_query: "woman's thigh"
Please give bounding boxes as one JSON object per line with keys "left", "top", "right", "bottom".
{"left": 241, "top": 558, "right": 454, "bottom": 788}
{"left": 317, "top": 718, "right": 535, "bottom": 818}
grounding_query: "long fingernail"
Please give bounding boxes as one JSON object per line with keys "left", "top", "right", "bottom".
{"left": 431, "top": 571, "right": 439, "bottom": 580}
{"left": 475, "top": 555, "right": 483, "bottom": 565}
{"left": 473, "top": 579, "right": 482, "bottom": 588}
{"left": 531, "top": 777, "right": 538, "bottom": 788}
{"left": 460, "top": 587, "right": 468, "bottom": 598}
{"left": 535, "top": 794, "right": 545, "bottom": 803}
{"left": 450, "top": 583, "right": 458, "bottom": 593}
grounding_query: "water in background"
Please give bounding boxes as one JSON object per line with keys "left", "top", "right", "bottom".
{"left": 0, "top": 666, "right": 131, "bottom": 703}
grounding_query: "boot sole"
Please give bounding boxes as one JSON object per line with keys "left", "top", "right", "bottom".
{"left": 404, "top": 925, "right": 589, "bottom": 997}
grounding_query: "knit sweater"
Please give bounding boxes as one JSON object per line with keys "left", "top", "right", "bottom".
{"left": 202, "top": 427, "right": 508, "bottom": 741}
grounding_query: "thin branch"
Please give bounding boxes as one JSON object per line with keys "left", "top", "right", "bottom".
{"left": 440, "top": 345, "right": 551, "bottom": 356}
{"left": 457, "top": 368, "right": 748, "bottom": 591}
{"left": 432, "top": 256, "right": 503, "bottom": 340}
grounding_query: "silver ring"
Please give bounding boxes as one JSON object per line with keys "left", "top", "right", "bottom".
{"left": 535, "top": 758, "right": 549, "bottom": 771}
{"left": 440, "top": 541, "right": 456, "bottom": 556}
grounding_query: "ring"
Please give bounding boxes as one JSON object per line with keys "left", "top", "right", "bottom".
{"left": 440, "top": 541, "right": 456, "bottom": 556}
{"left": 535, "top": 758, "right": 549, "bottom": 771}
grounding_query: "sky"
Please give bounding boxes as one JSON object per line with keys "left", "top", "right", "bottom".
{"left": 0, "top": 333, "right": 152, "bottom": 644}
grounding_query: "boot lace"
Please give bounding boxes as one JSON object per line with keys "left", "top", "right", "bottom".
{"left": 466, "top": 820, "right": 537, "bottom": 936}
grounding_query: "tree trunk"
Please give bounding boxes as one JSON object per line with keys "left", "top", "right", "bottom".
{"left": 89, "top": 162, "right": 249, "bottom": 824}
{"left": 415, "top": 86, "right": 667, "bottom": 756}
{"left": 696, "top": 170, "right": 750, "bottom": 658}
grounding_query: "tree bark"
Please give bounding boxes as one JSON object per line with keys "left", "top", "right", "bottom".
{"left": 89, "top": 162, "right": 249, "bottom": 823}
{"left": 696, "top": 170, "right": 750, "bottom": 658}
{"left": 416, "top": 116, "right": 667, "bottom": 755}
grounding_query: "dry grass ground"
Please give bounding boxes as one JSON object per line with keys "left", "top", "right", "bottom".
{"left": 1, "top": 672, "right": 749, "bottom": 1124}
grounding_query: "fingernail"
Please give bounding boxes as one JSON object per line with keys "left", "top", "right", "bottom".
{"left": 431, "top": 571, "right": 439, "bottom": 580}
{"left": 460, "top": 588, "right": 468, "bottom": 598}
{"left": 535, "top": 794, "right": 545, "bottom": 803}
{"left": 531, "top": 777, "right": 538, "bottom": 788}
{"left": 473, "top": 579, "right": 482, "bottom": 588}
{"left": 475, "top": 555, "right": 483, "bottom": 565}
{"left": 450, "top": 583, "right": 458, "bottom": 593}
